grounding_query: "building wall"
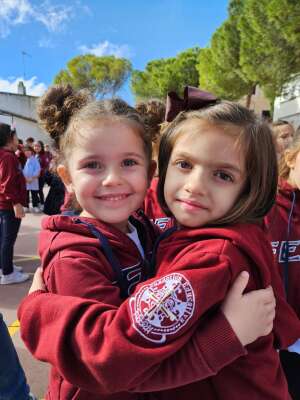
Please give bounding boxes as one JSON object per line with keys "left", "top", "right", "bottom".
{"left": 273, "top": 76, "right": 300, "bottom": 129}
{"left": 239, "top": 86, "right": 271, "bottom": 117}
{"left": 0, "top": 92, "right": 49, "bottom": 143}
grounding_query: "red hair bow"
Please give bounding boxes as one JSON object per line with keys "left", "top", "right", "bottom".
{"left": 165, "top": 86, "right": 218, "bottom": 122}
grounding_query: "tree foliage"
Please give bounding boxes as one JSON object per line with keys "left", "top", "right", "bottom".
{"left": 131, "top": 48, "right": 201, "bottom": 101}
{"left": 54, "top": 54, "right": 132, "bottom": 98}
{"left": 198, "top": 11, "right": 255, "bottom": 102}
{"left": 238, "top": 0, "right": 299, "bottom": 101}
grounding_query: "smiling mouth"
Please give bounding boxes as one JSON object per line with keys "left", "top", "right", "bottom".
{"left": 177, "top": 199, "right": 208, "bottom": 210}
{"left": 96, "top": 194, "right": 131, "bottom": 201}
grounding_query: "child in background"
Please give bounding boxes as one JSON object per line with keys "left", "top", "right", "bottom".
{"left": 272, "top": 120, "right": 295, "bottom": 159}
{"left": 264, "top": 134, "right": 300, "bottom": 399}
{"left": 23, "top": 146, "right": 41, "bottom": 213}
{"left": 19, "top": 88, "right": 277, "bottom": 399}
{"left": 33, "top": 140, "right": 50, "bottom": 210}
{"left": 0, "top": 123, "right": 29, "bottom": 285}
{"left": 136, "top": 99, "right": 173, "bottom": 231}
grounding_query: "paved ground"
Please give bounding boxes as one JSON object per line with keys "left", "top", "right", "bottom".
{"left": 1, "top": 212, "right": 50, "bottom": 399}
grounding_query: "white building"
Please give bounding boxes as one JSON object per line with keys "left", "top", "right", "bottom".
{"left": 0, "top": 82, "right": 49, "bottom": 143}
{"left": 273, "top": 75, "right": 300, "bottom": 129}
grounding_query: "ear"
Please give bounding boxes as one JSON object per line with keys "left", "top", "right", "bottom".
{"left": 284, "top": 150, "right": 295, "bottom": 169}
{"left": 147, "top": 160, "right": 157, "bottom": 187}
{"left": 57, "top": 164, "right": 74, "bottom": 193}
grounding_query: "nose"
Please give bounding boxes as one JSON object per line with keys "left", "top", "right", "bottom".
{"left": 184, "top": 167, "right": 207, "bottom": 195}
{"left": 102, "top": 167, "right": 123, "bottom": 186}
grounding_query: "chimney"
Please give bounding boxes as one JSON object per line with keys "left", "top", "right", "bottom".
{"left": 17, "top": 81, "right": 26, "bottom": 95}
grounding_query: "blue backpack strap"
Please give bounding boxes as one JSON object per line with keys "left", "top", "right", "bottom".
{"left": 149, "top": 226, "right": 177, "bottom": 278}
{"left": 74, "top": 219, "right": 129, "bottom": 299}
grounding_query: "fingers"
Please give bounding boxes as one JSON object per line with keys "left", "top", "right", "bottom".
{"left": 227, "top": 271, "right": 250, "bottom": 299}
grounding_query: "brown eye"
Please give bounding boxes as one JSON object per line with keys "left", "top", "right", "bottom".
{"left": 214, "top": 171, "right": 233, "bottom": 182}
{"left": 122, "top": 159, "right": 137, "bottom": 167}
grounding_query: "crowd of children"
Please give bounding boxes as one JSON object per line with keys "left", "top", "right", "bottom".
{"left": 1, "top": 82, "right": 300, "bottom": 399}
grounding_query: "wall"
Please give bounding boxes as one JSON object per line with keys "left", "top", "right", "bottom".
{"left": 0, "top": 92, "right": 49, "bottom": 143}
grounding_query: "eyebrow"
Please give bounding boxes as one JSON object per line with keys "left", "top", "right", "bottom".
{"left": 172, "top": 151, "right": 243, "bottom": 175}
{"left": 79, "top": 152, "right": 146, "bottom": 161}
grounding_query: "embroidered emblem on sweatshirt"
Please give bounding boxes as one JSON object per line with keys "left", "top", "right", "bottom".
{"left": 129, "top": 273, "right": 195, "bottom": 343}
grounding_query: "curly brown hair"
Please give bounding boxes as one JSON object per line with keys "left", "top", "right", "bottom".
{"left": 135, "top": 99, "right": 165, "bottom": 159}
{"left": 37, "top": 85, "right": 152, "bottom": 165}
{"left": 37, "top": 84, "right": 91, "bottom": 149}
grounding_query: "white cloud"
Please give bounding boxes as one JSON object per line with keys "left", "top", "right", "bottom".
{"left": 0, "top": 76, "right": 47, "bottom": 96}
{"left": 79, "top": 40, "right": 133, "bottom": 59}
{"left": 38, "top": 37, "right": 55, "bottom": 48}
{"left": 0, "top": 0, "right": 73, "bottom": 38}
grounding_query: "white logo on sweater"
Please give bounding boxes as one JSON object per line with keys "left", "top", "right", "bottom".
{"left": 129, "top": 273, "right": 195, "bottom": 343}
{"left": 271, "top": 240, "right": 300, "bottom": 262}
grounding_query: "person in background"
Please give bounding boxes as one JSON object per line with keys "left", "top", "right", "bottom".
{"left": 272, "top": 120, "right": 295, "bottom": 160}
{"left": 135, "top": 99, "right": 173, "bottom": 231}
{"left": 25, "top": 137, "right": 34, "bottom": 147}
{"left": 43, "top": 153, "right": 65, "bottom": 215}
{"left": 23, "top": 146, "right": 41, "bottom": 213}
{"left": 0, "top": 123, "right": 29, "bottom": 284}
{"left": 264, "top": 134, "right": 300, "bottom": 399}
{"left": 15, "top": 138, "right": 26, "bottom": 168}
{"left": 44, "top": 144, "right": 53, "bottom": 163}
{"left": 33, "top": 140, "right": 50, "bottom": 210}
{"left": 0, "top": 313, "right": 36, "bottom": 399}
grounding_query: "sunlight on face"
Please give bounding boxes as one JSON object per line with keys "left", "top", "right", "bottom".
{"left": 66, "top": 120, "right": 150, "bottom": 233}
{"left": 164, "top": 120, "right": 246, "bottom": 228}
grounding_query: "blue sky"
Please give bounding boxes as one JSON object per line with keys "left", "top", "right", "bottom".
{"left": 0, "top": 0, "right": 229, "bottom": 104}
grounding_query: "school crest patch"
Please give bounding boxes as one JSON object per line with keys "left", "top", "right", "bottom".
{"left": 129, "top": 273, "right": 195, "bottom": 343}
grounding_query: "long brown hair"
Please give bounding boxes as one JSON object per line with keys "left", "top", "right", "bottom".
{"left": 158, "top": 101, "right": 278, "bottom": 226}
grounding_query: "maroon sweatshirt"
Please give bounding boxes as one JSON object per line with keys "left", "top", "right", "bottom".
{"left": 264, "top": 179, "right": 300, "bottom": 319}
{"left": 146, "top": 223, "right": 298, "bottom": 400}
{"left": 18, "top": 216, "right": 246, "bottom": 399}
{"left": 0, "top": 148, "right": 26, "bottom": 210}
{"left": 144, "top": 178, "right": 174, "bottom": 231}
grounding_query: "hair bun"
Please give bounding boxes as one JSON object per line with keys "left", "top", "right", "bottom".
{"left": 37, "top": 84, "right": 91, "bottom": 148}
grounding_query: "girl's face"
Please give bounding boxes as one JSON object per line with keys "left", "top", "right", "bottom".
{"left": 287, "top": 150, "right": 300, "bottom": 190}
{"left": 164, "top": 120, "right": 246, "bottom": 228}
{"left": 33, "top": 142, "right": 42, "bottom": 153}
{"left": 275, "top": 125, "right": 294, "bottom": 155}
{"left": 60, "top": 120, "right": 152, "bottom": 233}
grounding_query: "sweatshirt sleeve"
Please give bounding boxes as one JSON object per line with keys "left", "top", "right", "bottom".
{"left": 18, "top": 291, "right": 245, "bottom": 394}
{"left": 0, "top": 155, "right": 25, "bottom": 205}
{"left": 18, "top": 251, "right": 234, "bottom": 394}
{"left": 130, "top": 311, "right": 246, "bottom": 392}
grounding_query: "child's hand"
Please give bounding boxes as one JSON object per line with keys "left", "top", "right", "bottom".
{"left": 221, "top": 271, "right": 276, "bottom": 346}
{"left": 13, "top": 203, "right": 25, "bottom": 219}
{"left": 29, "top": 267, "right": 46, "bottom": 294}
{"left": 26, "top": 178, "right": 32, "bottom": 183}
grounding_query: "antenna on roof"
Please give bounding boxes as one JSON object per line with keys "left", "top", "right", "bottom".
{"left": 21, "top": 51, "right": 32, "bottom": 80}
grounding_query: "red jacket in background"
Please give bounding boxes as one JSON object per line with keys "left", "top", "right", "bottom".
{"left": 18, "top": 216, "right": 246, "bottom": 399}
{"left": 264, "top": 179, "right": 300, "bottom": 319}
{"left": 0, "top": 148, "right": 26, "bottom": 210}
{"left": 144, "top": 178, "right": 174, "bottom": 231}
